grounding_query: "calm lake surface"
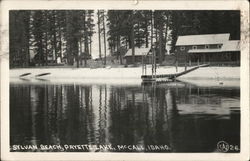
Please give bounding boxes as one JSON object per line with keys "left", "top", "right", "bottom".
{"left": 10, "top": 81, "right": 240, "bottom": 152}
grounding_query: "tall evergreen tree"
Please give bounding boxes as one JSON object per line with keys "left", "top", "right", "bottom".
{"left": 9, "top": 11, "right": 31, "bottom": 68}
{"left": 97, "top": 10, "right": 102, "bottom": 60}
{"left": 102, "top": 10, "right": 107, "bottom": 66}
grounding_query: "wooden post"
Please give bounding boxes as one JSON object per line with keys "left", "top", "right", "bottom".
{"left": 203, "top": 53, "right": 205, "bottom": 64}
{"left": 175, "top": 60, "right": 178, "bottom": 72}
{"left": 175, "top": 50, "right": 178, "bottom": 72}
{"left": 142, "top": 55, "right": 144, "bottom": 75}
{"left": 152, "top": 47, "right": 156, "bottom": 78}
{"left": 185, "top": 52, "right": 187, "bottom": 71}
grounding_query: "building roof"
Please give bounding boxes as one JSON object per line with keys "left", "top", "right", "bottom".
{"left": 188, "top": 40, "right": 240, "bottom": 53}
{"left": 221, "top": 40, "right": 240, "bottom": 51}
{"left": 124, "top": 48, "right": 150, "bottom": 57}
{"left": 176, "top": 33, "right": 230, "bottom": 46}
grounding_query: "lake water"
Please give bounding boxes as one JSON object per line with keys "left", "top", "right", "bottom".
{"left": 10, "top": 81, "right": 240, "bottom": 152}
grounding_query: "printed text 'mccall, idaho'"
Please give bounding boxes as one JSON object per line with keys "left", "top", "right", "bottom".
{"left": 11, "top": 144, "right": 171, "bottom": 152}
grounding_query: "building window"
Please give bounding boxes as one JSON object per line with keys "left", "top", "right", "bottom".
{"left": 217, "top": 44, "right": 222, "bottom": 48}
{"left": 192, "top": 46, "right": 197, "bottom": 50}
{"left": 205, "top": 45, "right": 209, "bottom": 49}
{"left": 180, "top": 46, "right": 185, "bottom": 51}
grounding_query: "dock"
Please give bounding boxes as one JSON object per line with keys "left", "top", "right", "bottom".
{"left": 141, "top": 64, "right": 209, "bottom": 82}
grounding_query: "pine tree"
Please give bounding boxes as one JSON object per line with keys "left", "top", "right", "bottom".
{"left": 102, "top": 10, "right": 107, "bottom": 66}
{"left": 97, "top": 10, "right": 102, "bottom": 60}
{"left": 32, "top": 10, "right": 46, "bottom": 66}
{"left": 9, "top": 11, "right": 31, "bottom": 68}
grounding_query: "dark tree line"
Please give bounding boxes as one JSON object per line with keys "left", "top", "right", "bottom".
{"left": 9, "top": 10, "right": 240, "bottom": 68}
{"left": 97, "top": 10, "right": 107, "bottom": 65}
{"left": 106, "top": 10, "right": 240, "bottom": 65}
{"left": 10, "top": 10, "right": 95, "bottom": 68}
{"left": 169, "top": 10, "right": 240, "bottom": 53}
{"left": 10, "top": 11, "right": 31, "bottom": 67}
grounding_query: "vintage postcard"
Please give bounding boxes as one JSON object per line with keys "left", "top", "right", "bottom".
{"left": 0, "top": 0, "right": 249, "bottom": 161}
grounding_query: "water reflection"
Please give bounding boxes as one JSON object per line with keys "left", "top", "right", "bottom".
{"left": 10, "top": 82, "right": 240, "bottom": 152}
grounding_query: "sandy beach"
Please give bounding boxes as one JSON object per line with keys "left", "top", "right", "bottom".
{"left": 10, "top": 66, "right": 240, "bottom": 87}
{"left": 10, "top": 66, "right": 240, "bottom": 79}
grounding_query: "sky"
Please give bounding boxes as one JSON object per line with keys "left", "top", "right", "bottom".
{"left": 91, "top": 10, "right": 110, "bottom": 59}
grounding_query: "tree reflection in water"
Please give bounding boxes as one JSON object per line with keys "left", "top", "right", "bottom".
{"left": 10, "top": 82, "right": 240, "bottom": 152}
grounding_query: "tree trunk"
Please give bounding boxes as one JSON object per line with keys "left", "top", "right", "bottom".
{"left": 39, "top": 39, "right": 43, "bottom": 66}
{"left": 76, "top": 37, "right": 80, "bottom": 68}
{"left": 45, "top": 12, "right": 48, "bottom": 66}
{"left": 163, "top": 15, "right": 169, "bottom": 57}
{"left": 98, "top": 10, "right": 102, "bottom": 60}
{"left": 151, "top": 11, "right": 154, "bottom": 47}
{"left": 128, "top": 34, "right": 132, "bottom": 48}
{"left": 102, "top": 11, "right": 107, "bottom": 66}
{"left": 155, "top": 29, "right": 158, "bottom": 43}
{"left": 118, "top": 36, "right": 123, "bottom": 65}
{"left": 145, "top": 19, "right": 149, "bottom": 48}
{"left": 53, "top": 11, "right": 58, "bottom": 64}
{"left": 45, "top": 31, "right": 48, "bottom": 66}
{"left": 137, "top": 21, "right": 140, "bottom": 47}
{"left": 131, "top": 24, "right": 135, "bottom": 66}
{"left": 83, "top": 11, "right": 88, "bottom": 67}
{"left": 58, "top": 24, "right": 62, "bottom": 63}
{"left": 25, "top": 12, "right": 31, "bottom": 66}
{"left": 125, "top": 37, "right": 128, "bottom": 48}
{"left": 88, "top": 26, "right": 92, "bottom": 57}
{"left": 116, "top": 36, "right": 119, "bottom": 60}
{"left": 80, "top": 37, "right": 83, "bottom": 65}
{"left": 159, "top": 23, "right": 163, "bottom": 64}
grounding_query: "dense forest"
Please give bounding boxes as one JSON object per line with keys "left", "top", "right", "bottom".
{"left": 9, "top": 10, "right": 240, "bottom": 68}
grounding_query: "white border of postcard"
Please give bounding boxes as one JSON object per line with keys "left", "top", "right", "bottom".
{"left": 1, "top": 0, "right": 249, "bottom": 161}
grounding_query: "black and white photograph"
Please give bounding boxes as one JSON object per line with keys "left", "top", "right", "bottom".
{"left": 0, "top": 0, "right": 249, "bottom": 161}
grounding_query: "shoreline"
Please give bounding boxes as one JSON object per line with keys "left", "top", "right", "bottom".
{"left": 10, "top": 66, "right": 240, "bottom": 87}
{"left": 10, "top": 66, "right": 240, "bottom": 79}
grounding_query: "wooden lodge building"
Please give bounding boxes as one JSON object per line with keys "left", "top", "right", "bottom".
{"left": 175, "top": 33, "right": 240, "bottom": 66}
{"left": 124, "top": 48, "right": 151, "bottom": 65}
